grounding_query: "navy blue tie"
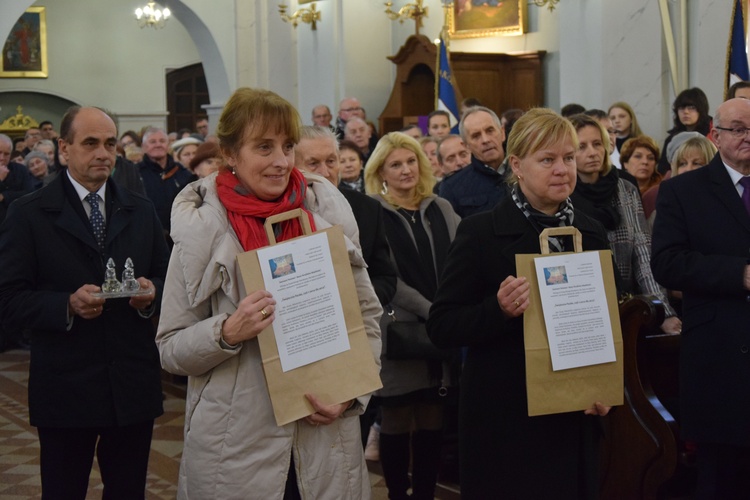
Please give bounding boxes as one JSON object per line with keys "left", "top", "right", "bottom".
{"left": 86, "top": 192, "right": 106, "bottom": 250}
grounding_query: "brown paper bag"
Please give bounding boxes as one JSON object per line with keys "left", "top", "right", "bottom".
{"left": 516, "top": 227, "right": 623, "bottom": 417}
{"left": 236, "top": 209, "right": 382, "bottom": 426}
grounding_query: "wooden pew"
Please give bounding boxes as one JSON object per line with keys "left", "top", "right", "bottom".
{"left": 599, "top": 296, "right": 696, "bottom": 499}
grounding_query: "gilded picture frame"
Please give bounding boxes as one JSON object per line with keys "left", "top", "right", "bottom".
{"left": 1, "top": 7, "right": 48, "bottom": 78}
{"left": 448, "top": 0, "right": 527, "bottom": 39}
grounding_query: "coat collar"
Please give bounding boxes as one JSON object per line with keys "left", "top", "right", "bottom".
{"left": 469, "top": 155, "right": 503, "bottom": 178}
{"left": 490, "top": 196, "right": 606, "bottom": 262}
{"left": 706, "top": 154, "right": 750, "bottom": 234}
{"left": 39, "top": 172, "right": 137, "bottom": 252}
{"left": 140, "top": 153, "right": 176, "bottom": 173}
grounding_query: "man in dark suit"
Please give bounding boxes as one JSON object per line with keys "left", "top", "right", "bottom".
{"left": 651, "top": 97, "right": 750, "bottom": 498}
{"left": 0, "top": 106, "right": 170, "bottom": 498}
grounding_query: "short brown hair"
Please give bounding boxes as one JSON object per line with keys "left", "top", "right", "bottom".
{"left": 619, "top": 135, "right": 660, "bottom": 166}
{"left": 217, "top": 88, "right": 301, "bottom": 165}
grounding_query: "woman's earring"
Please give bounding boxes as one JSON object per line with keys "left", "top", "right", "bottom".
{"left": 232, "top": 168, "right": 237, "bottom": 176}
{"left": 380, "top": 180, "right": 388, "bottom": 195}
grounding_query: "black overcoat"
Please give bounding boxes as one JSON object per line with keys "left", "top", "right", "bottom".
{"left": 651, "top": 154, "right": 750, "bottom": 446}
{"left": 428, "top": 196, "right": 609, "bottom": 499}
{"left": 0, "top": 172, "right": 169, "bottom": 428}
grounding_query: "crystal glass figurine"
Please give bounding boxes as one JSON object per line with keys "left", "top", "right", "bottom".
{"left": 121, "top": 258, "right": 141, "bottom": 292}
{"left": 102, "top": 258, "right": 122, "bottom": 293}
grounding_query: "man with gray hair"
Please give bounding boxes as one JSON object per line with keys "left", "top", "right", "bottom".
{"left": 138, "top": 127, "right": 193, "bottom": 237}
{"left": 311, "top": 105, "right": 333, "bottom": 128}
{"left": 438, "top": 106, "right": 509, "bottom": 218}
{"left": 0, "top": 133, "right": 12, "bottom": 168}
{"left": 294, "top": 125, "right": 395, "bottom": 307}
{"left": 0, "top": 133, "right": 36, "bottom": 222}
{"left": 344, "top": 117, "right": 373, "bottom": 160}
{"left": 335, "top": 97, "right": 366, "bottom": 138}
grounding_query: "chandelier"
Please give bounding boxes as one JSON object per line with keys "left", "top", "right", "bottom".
{"left": 135, "top": 1, "right": 171, "bottom": 29}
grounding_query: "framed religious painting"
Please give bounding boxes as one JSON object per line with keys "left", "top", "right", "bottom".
{"left": 448, "top": 0, "right": 527, "bottom": 38}
{"left": 1, "top": 7, "right": 48, "bottom": 78}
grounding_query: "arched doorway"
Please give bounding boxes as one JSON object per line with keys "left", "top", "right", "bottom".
{"left": 166, "top": 63, "right": 209, "bottom": 133}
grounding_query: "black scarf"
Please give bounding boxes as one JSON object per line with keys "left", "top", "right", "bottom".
{"left": 382, "top": 201, "right": 451, "bottom": 303}
{"left": 570, "top": 169, "right": 621, "bottom": 230}
{"left": 511, "top": 184, "right": 575, "bottom": 252}
{"left": 615, "top": 135, "right": 630, "bottom": 153}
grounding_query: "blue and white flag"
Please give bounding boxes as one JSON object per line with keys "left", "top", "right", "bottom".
{"left": 727, "top": 0, "right": 750, "bottom": 93}
{"left": 436, "top": 34, "right": 460, "bottom": 134}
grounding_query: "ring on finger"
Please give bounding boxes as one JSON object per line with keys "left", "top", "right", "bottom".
{"left": 514, "top": 300, "right": 520, "bottom": 308}
{"left": 260, "top": 308, "right": 269, "bottom": 320}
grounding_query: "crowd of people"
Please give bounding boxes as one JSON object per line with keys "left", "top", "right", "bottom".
{"left": 0, "top": 81, "right": 749, "bottom": 499}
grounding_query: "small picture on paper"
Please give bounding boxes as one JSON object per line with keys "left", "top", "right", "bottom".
{"left": 269, "top": 254, "right": 296, "bottom": 279}
{"left": 543, "top": 266, "right": 568, "bottom": 286}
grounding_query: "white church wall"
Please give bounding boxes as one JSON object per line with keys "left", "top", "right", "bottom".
{"left": 690, "top": 0, "right": 734, "bottom": 113}
{"left": 0, "top": 0, "right": 201, "bottom": 131}
{"left": 294, "top": 0, "right": 342, "bottom": 124}
{"left": 0, "top": 0, "right": 740, "bottom": 139}
{"left": 557, "top": 0, "right": 731, "bottom": 145}
{"left": 338, "top": 0, "right": 394, "bottom": 128}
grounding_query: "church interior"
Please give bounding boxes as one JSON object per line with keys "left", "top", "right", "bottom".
{"left": 0, "top": 0, "right": 744, "bottom": 498}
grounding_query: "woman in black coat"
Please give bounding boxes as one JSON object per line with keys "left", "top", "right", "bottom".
{"left": 427, "top": 108, "right": 611, "bottom": 499}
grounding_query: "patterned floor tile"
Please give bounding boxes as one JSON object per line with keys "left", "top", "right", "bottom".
{"left": 0, "top": 349, "right": 460, "bottom": 499}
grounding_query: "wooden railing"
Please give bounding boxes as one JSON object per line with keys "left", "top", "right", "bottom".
{"left": 599, "top": 296, "right": 696, "bottom": 499}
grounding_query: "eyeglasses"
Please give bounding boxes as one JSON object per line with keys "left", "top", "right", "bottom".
{"left": 341, "top": 107, "right": 363, "bottom": 113}
{"left": 715, "top": 126, "right": 750, "bottom": 138}
{"left": 677, "top": 105, "right": 697, "bottom": 112}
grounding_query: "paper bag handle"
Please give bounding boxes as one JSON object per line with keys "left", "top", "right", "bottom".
{"left": 264, "top": 208, "right": 313, "bottom": 245}
{"left": 538, "top": 227, "right": 583, "bottom": 254}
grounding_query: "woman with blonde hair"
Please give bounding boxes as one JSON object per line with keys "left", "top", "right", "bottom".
{"left": 608, "top": 101, "right": 643, "bottom": 167}
{"left": 669, "top": 134, "right": 717, "bottom": 178}
{"left": 569, "top": 113, "right": 680, "bottom": 334}
{"left": 642, "top": 132, "right": 717, "bottom": 225}
{"left": 428, "top": 109, "right": 611, "bottom": 499}
{"left": 364, "top": 132, "right": 460, "bottom": 500}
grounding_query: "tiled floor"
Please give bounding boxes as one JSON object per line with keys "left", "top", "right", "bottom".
{"left": 0, "top": 349, "right": 459, "bottom": 499}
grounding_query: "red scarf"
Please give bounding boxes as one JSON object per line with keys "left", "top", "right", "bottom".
{"left": 216, "top": 168, "right": 316, "bottom": 251}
